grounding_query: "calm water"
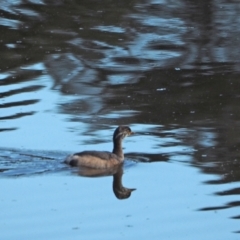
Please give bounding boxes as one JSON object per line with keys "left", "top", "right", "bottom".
{"left": 1, "top": 0, "right": 240, "bottom": 239}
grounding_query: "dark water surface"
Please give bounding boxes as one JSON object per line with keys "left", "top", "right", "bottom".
{"left": 1, "top": 0, "right": 240, "bottom": 239}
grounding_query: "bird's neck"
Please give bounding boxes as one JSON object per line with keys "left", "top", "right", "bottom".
{"left": 112, "top": 138, "right": 124, "bottom": 160}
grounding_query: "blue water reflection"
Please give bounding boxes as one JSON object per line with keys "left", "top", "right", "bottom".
{"left": 1, "top": 0, "right": 240, "bottom": 238}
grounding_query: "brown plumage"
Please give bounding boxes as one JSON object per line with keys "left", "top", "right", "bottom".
{"left": 64, "top": 126, "right": 134, "bottom": 169}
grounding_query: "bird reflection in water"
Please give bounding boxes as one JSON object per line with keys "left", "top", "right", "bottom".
{"left": 76, "top": 164, "right": 136, "bottom": 200}
{"left": 65, "top": 126, "right": 136, "bottom": 199}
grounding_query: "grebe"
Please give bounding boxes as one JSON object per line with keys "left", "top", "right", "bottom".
{"left": 65, "top": 126, "right": 134, "bottom": 169}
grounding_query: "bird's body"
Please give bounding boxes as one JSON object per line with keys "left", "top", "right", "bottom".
{"left": 65, "top": 151, "right": 122, "bottom": 168}
{"left": 65, "top": 126, "right": 134, "bottom": 169}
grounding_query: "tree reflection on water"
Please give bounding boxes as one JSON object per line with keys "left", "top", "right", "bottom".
{"left": 0, "top": 0, "right": 240, "bottom": 234}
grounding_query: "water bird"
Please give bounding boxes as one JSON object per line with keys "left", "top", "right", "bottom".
{"left": 65, "top": 126, "right": 134, "bottom": 169}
